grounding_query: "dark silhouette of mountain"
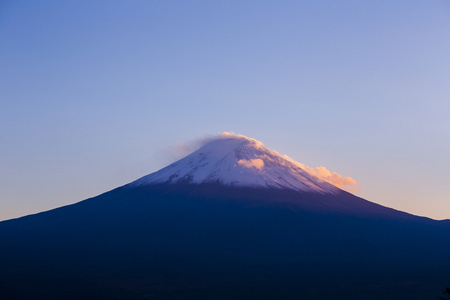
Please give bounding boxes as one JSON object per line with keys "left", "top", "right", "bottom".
{"left": 1, "top": 134, "right": 449, "bottom": 299}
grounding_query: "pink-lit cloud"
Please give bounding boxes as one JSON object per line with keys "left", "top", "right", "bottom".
{"left": 282, "top": 155, "right": 359, "bottom": 193}
{"left": 237, "top": 158, "right": 265, "bottom": 170}
{"left": 219, "top": 132, "right": 265, "bottom": 148}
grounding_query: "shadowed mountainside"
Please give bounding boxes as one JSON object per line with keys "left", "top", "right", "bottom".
{"left": 1, "top": 183, "right": 449, "bottom": 299}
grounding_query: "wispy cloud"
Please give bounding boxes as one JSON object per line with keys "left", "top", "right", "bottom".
{"left": 169, "top": 135, "right": 217, "bottom": 159}
{"left": 170, "top": 131, "right": 261, "bottom": 159}
{"left": 170, "top": 141, "right": 196, "bottom": 159}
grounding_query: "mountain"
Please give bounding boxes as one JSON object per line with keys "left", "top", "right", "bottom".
{"left": 130, "top": 134, "right": 339, "bottom": 193}
{"left": 129, "top": 134, "right": 419, "bottom": 219}
{"left": 0, "top": 133, "right": 449, "bottom": 300}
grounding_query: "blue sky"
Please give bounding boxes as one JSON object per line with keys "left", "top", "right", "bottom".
{"left": 1, "top": 1, "right": 449, "bottom": 220}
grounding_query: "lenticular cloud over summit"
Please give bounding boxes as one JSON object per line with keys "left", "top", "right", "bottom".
{"left": 167, "top": 132, "right": 359, "bottom": 193}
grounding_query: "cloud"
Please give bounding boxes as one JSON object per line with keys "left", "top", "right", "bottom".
{"left": 282, "top": 155, "right": 359, "bottom": 193}
{"left": 327, "top": 171, "right": 359, "bottom": 193}
{"left": 170, "top": 132, "right": 262, "bottom": 159}
{"left": 170, "top": 141, "right": 196, "bottom": 159}
{"left": 218, "top": 132, "right": 265, "bottom": 149}
{"left": 237, "top": 158, "right": 265, "bottom": 170}
{"left": 316, "top": 166, "right": 331, "bottom": 178}
{"left": 169, "top": 132, "right": 235, "bottom": 159}
{"left": 220, "top": 131, "right": 248, "bottom": 139}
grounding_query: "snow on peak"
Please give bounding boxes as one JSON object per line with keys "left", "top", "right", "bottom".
{"left": 130, "top": 133, "right": 345, "bottom": 194}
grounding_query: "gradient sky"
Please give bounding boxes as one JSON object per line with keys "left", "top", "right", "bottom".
{"left": 1, "top": 1, "right": 449, "bottom": 221}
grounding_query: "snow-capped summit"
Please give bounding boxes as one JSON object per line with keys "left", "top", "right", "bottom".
{"left": 130, "top": 133, "right": 340, "bottom": 194}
